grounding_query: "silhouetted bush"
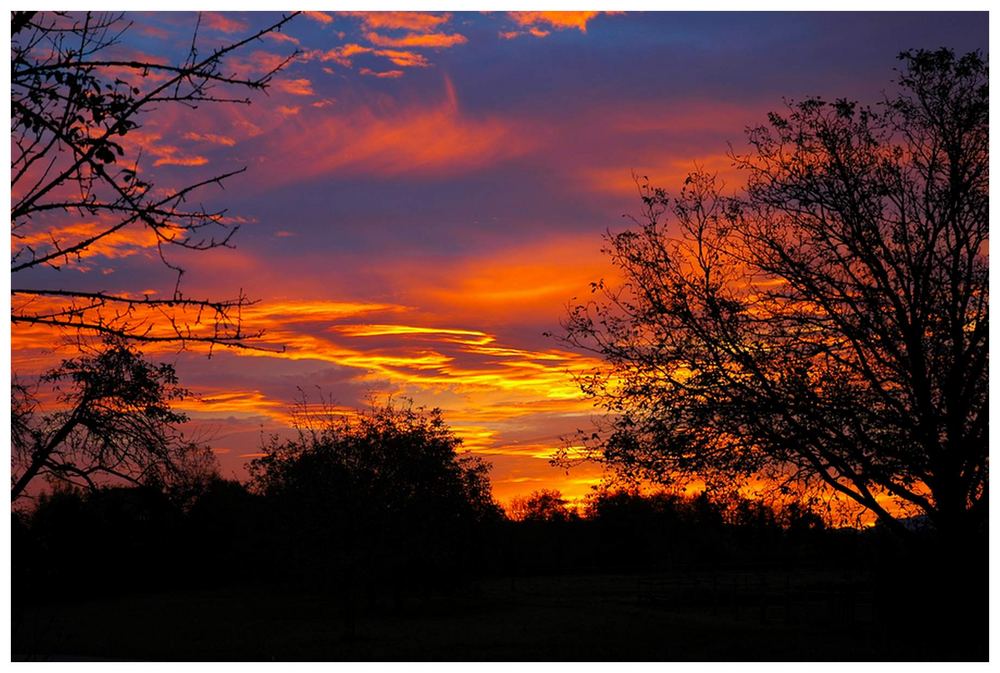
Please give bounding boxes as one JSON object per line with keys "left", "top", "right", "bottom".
{"left": 247, "top": 398, "right": 503, "bottom": 596}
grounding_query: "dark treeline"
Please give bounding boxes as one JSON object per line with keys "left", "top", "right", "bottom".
{"left": 13, "top": 479, "right": 858, "bottom": 602}
{"left": 13, "top": 475, "right": 985, "bottom": 660}
{"left": 11, "top": 399, "right": 872, "bottom": 603}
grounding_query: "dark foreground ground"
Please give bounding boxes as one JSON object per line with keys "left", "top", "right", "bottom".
{"left": 13, "top": 565, "right": 981, "bottom": 661}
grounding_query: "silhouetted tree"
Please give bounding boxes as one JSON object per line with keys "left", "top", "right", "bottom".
{"left": 11, "top": 338, "right": 214, "bottom": 502}
{"left": 559, "top": 49, "right": 987, "bottom": 541}
{"left": 11, "top": 11, "right": 297, "bottom": 349}
{"left": 508, "top": 489, "right": 577, "bottom": 522}
{"left": 249, "top": 397, "right": 501, "bottom": 590}
{"left": 251, "top": 397, "right": 500, "bottom": 519}
{"left": 583, "top": 487, "right": 680, "bottom": 521}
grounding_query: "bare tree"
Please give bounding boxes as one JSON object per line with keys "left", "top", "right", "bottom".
{"left": 559, "top": 49, "right": 987, "bottom": 541}
{"left": 11, "top": 11, "right": 298, "bottom": 350}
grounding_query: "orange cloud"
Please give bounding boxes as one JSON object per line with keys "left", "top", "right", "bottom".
{"left": 183, "top": 132, "right": 237, "bottom": 147}
{"left": 500, "top": 27, "right": 551, "bottom": 40}
{"left": 336, "top": 325, "right": 490, "bottom": 340}
{"left": 306, "top": 13, "right": 462, "bottom": 75}
{"left": 12, "top": 219, "right": 158, "bottom": 263}
{"left": 121, "top": 129, "right": 208, "bottom": 167}
{"left": 342, "top": 11, "right": 450, "bottom": 32}
{"left": 483, "top": 450, "right": 607, "bottom": 509}
{"left": 243, "top": 299, "right": 403, "bottom": 324}
{"left": 175, "top": 292, "right": 605, "bottom": 405}
{"left": 508, "top": 11, "right": 607, "bottom": 33}
{"left": 314, "top": 44, "right": 431, "bottom": 70}
{"left": 374, "top": 49, "right": 429, "bottom": 68}
{"left": 239, "top": 319, "right": 595, "bottom": 401}
{"left": 401, "top": 234, "right": 617, "bottom": 322}
{"left": 178, "top": 388, "right": 293, "bottom": 423}
{"left": 364, "top": 31, "right": 468, "bottom": 49}
{"left": 154, "top": 154, "right": 207, "bottom": 167}
{"left": 10, "top": 323, "right": 72, "bottom": 374}
{"left": 360, "top": 68, "right": 405, "bottom": 79}
{"left": 317, "top": 43, "right": 372, "bottom": 67}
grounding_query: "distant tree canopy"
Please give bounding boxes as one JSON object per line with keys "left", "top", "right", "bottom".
{"left": 11, "top": 11, "right": 296, "bottom": 350}
{"left": 560, "top": 49, "right": 987, "bottom": 540}
{"left": 508, "top": 489, "right": 577, "bottom": 523}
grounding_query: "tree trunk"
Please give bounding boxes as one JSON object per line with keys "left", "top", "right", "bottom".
{"left": 11, "top": 414, "right": 79, "bottom": 501}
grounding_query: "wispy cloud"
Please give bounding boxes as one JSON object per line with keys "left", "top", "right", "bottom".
{"left": 360, "top": 67, "right": 404, "bottom": 79}
{"left": 365, "top": 31, "right": 468, "bottom": 49}
{"left": 256, "top": 76, "right": 533, "bottom": 182}
{"left": 125, "top": 129, "right": 208, "bottom": 167}
{"left": 183, "top": 131, "right": 236, "bottom": 147}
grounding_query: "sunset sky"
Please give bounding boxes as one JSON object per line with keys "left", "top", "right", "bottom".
{"left": 11, "top": 11, "right": 987, "bottom": 506}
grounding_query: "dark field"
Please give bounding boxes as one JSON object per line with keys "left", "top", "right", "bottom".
{"left": 13, "top": 566, "right": 979, "bottom": 661}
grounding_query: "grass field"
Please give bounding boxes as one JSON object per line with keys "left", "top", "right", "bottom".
{"left": 15, "top": 566, "right": 946, "bottom": 661}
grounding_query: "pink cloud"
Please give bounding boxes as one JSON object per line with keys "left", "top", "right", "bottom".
{"left": 202, "top": 12, "right": 248, "bottom": 34}
{"left": 274, "top": 78, "right": 315, "bottom": 96}
{"left": 264, "top": 31, "right": 301, "bottom": 46}
{"left": 255, "top": 77, "right": 533, "bottom": 182}
{"left": 303, "top": 11, "right": 334, "bottom": 25}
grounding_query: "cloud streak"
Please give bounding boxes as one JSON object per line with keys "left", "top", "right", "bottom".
{"left": 255, "top": 76, "right": 533, "bottom": 182}
{"left": 364, "top": 31, "right": 468, "bottom": 49}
